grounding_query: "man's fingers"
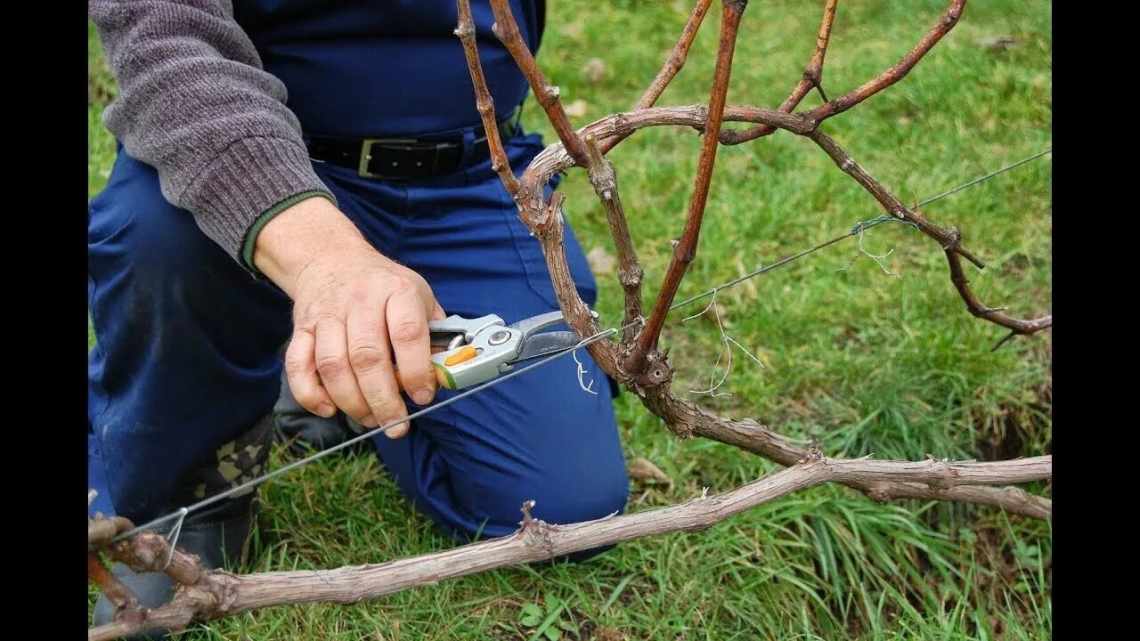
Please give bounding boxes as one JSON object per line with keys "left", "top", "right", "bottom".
{"left": 284, "top": 328, "right": 335, "bottom": 417}
{"left": 428, "top": 302, "right": 447, "bottom": 353}
{"left": 313, "top": 316, "right": 375, "bottom": 426}
{"left": 387, "top": 285, "right": 437, "bottom": 406}
{"left": 346, "top": 296, "right": 410, "bottom": 436}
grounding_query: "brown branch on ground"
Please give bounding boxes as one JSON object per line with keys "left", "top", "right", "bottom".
{"left": 490, "top": 0, "right": 589, "bottom": 166}
{"left": 89, "top": 455, "right": 1050, "bottom": 640}
{"left": 88, "top": 552, "right": 140, "bottom": 621}
{"left": 455, "top": 0, "right": 520, "bottom": 199}
{"left": 106, "top": 528, "right": 208, "bottom": 590}
{"left": 626, "top": 0, "right": 749, "bottom": 377}
{"left": 638, "top": 386, "right": 1050, "bottom": 518}
{"left": 721, "top": 0, "right": 838, "bottom": 145}
{"left": 87, "top": 512, "right": 221, "bottom": 641}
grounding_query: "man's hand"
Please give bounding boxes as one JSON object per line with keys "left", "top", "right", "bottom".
{"left": 254, "top": 197, "right": 445, "bottom": 438}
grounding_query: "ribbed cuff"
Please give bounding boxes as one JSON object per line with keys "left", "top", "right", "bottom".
{"left": 240, "top": 190, "right": 335, "bottom": 276}
{"left": 179, "top": 136, "right": 337, "bottom": 266}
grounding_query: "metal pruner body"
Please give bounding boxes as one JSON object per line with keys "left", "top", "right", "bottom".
{"left": 429, "top": 310, "right": 579, "bottom": 390}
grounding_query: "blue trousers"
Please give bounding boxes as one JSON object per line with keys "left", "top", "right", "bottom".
{"left": 87, "top": 131, "right": 630, "bottom": 541}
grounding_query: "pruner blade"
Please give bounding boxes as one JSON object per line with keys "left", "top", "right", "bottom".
{"left": 428, "top": 309, "right": 594, "bottom": 390}
{"left": 509, "top": 330, "right": 581, "bottom": 363}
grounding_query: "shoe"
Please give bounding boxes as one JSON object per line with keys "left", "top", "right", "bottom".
{"left": 91, "top": 495, "right": 255, "bottom": 639}
{"left": 273, "top": 372, "right": 364, "bottom": 456}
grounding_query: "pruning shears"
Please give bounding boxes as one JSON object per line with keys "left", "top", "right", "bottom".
{"left": 429, "top": 311, "right": 581, "bottom": 390}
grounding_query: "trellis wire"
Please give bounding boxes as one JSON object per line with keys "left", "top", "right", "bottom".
{"left": 105, "top": 147, "right": 1050, "bottom": 544}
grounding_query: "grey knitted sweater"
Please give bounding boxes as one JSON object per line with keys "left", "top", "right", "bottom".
{"left": 89, "top": 0, "right": 336, "bottom": 272}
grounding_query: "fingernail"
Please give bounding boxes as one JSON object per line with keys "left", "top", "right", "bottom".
{"left": 386, "top": 422, "right": 410, "bottom": 439}
{"left": 359, "top": 415, "right": 378, "bottom": 428}
{"left": 317, "top": 403, "right": 336, "bottom": 417}
{"left": 412, "top": 389, "right": 434, "bottom": 405}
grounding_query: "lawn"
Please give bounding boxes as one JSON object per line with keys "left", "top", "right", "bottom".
{"left": 88, "top": 1, "right": 1052, "bottom": 639}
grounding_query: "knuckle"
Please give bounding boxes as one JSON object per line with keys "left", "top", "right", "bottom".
{"left": 313, "top": 311, "right": 342, "bottom": 326}
{"left": 284, "top": 354, "right": 307, "bottom": 374}
{"left": 297, "top": 299, "right": 335, "bottom": 325}
{"left": 389, "top": 317, "right": 426, "bottom": 345}
{"left": 348, "top": 343, "right": 387, "bottom": 371}
{"left": 387, "top": 274, "right": 416, "bottom": 294}
{"left": 349, "top": 283, "right": 372, "bottom": 306}
{"left": 315, "top": 353, "right": 349, "bottom": 377}
{"left": 284, "top": 345, "right": 311, "bottom": 374}
{"left": 292, "top": 387, "right": 325, "bottom": 411}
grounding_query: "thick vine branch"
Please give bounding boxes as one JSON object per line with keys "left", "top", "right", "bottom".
{"left": 107, "top": 527, "right": 209, "bottom": 589}
{"left": 88, "top": 552, "right": 139, "bottom": 620}
{"left": 585, "top": 136, "right": 644, "bottom": 340}
{"left": 88, "top": 520, "right": 220, "bottom": 641}
{"left": 627, "top": 0, "right": 749, "bottom": 376}
{"left": 455, "top": 0, "right": 646, "bottom": 339}
{"left": 490, "top": 0, "right": 589, "bottom": 166}
{"left": 508, "top": 106, "right": 807, "bottom": 368}
{"left": 529, "top": 192, "right": 627, "bottom": 376}
{"left": 455, "top": 0, "right": 520, "bottom": 198}
{"left": 638, "top": 382, "right": 1050, "bottom": 518}
{"left": 89, "top": 514, "right": 133, "bottom": 549}
{"left": 520, "top": 105, "right": 815, "bottom": 197}
{"left": 90, "top": 455, "right": 1050, "bottom": 640}
{"left": 721, "top": 0, "right": 838, "bottom": 145}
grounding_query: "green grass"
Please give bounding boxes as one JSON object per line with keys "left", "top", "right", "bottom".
{"left": 88, "top": 1, "right": 1051, "bottom": 638}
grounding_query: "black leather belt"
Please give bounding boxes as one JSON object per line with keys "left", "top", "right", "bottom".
{"left": 305, "top": 109, "right": 521, "bottom": 180}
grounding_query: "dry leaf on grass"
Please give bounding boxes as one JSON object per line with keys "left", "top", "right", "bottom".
{"left": 593, "top": 627, "right": 626, "bottom": 641}
{"left": 582, "top": 57, "right": 607, "bottom": 84}
{"left": 587, "top": 247, "right": 617, "bottom": 276}
{"left": 977, "top": 35, "right": 1018, "bottom": 51}
{"left": 628, "top": 457, "right": 672, "bottom": 487}
{"left": 565, "top": 99, "right": 589, "bottom": 118}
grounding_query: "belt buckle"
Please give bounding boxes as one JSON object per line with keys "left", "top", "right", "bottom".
{"left": 358, "top": 138, "right": 416, "bottom": 179}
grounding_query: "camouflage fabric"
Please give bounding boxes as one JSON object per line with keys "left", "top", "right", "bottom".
{"left": 173, "top": 413, "right": 274, "bottom": 504}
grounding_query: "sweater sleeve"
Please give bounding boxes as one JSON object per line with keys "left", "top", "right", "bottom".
{"left": 89, "top": 0, "right": 336, "bottom": 271}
